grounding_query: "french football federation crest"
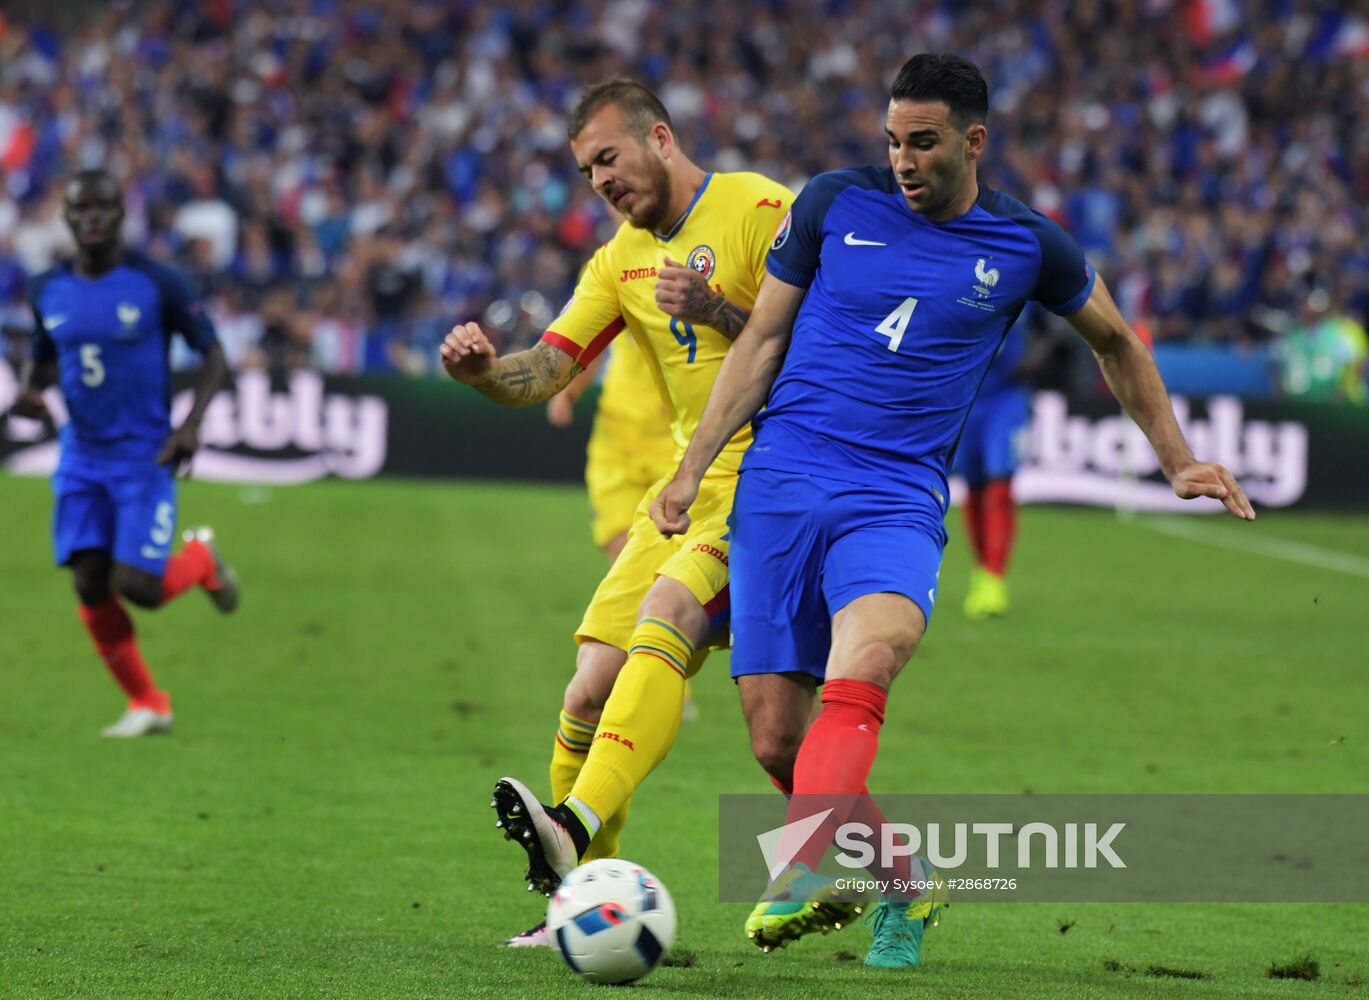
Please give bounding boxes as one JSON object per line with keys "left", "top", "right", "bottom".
{"left": 117, "top": 302, "right": 142, "bottom": 328}
{"left": 686, "top": 244, "right": 716, "bottom": 280}
{"left": 771, "top": 210, "right": 792, "bottom": 250}
{"left": 973, "top": 258, "right": 1000, "bottom": 297}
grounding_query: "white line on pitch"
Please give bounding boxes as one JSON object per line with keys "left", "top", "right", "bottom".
{"left": 1141, "top": 516, "right": 1369, "bottom": 580}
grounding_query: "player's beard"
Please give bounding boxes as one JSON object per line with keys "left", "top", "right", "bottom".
{"left": 904, "top": 156, "right": 971, "bottom": 220}
{"left": 620, "top": 156, "right": 673, "bottom": 232}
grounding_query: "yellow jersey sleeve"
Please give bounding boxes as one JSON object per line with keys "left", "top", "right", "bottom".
{"left": 541, "top": 241, "right": 626, "bottom": 367}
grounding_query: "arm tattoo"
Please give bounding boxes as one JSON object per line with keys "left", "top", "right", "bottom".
{"left": 705, "top": 297, "right": 750, "bottom": 340}
{"left": 472, "top": 341, "right": 582, "bottom": 406}
{"left": 682, "top": 281, "right": 749, "bottom": 339}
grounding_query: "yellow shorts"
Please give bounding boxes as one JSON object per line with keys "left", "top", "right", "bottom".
{"left": 585, "top": 417, "right": 676, "bottom": 548}
{"left": 577, "top": 470, "right": 735, "bottom": 654}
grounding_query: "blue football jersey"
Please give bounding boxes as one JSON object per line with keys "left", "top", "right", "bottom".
{"left": 978, "top": 303, "right": 1037, "bottom": 398}
{"left": 30, "top": 251, "right": 218, "bottom": 462}
{"left": 750, "top": 166, "right": 1093, "bottom": 494}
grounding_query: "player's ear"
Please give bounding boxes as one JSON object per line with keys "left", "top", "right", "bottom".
{"left": 648, "top": 122, "right": 673, "bottom": 161}
{"left": 964, "top": 123, "right": 987, "bottom": 162}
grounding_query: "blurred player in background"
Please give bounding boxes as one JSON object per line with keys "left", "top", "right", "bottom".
{"left": 653, "top": 52, "right": 1254, "bottom": 968}
{"left": 11, "top": 169, "right": 239, "bottom": 738}
{"left": 548, "top": 339, "right": 699, "bottom": 723}
{"left": 954, "top": 309, "right": 1032, "bottom": 619}
{"left": 440, "top": 80, "right": 788, "bottom": 945}
{"left": 547, "top": 338, "right": 675, "bottom": 563}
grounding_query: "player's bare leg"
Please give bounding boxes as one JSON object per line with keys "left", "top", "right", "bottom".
{"left": 739, "top": 672, "right": 816, "bottom": 792}
{"left": 111, "top": 564, "right": 166, "bottom": 609}
{"left": 826, "top": 593, "right": 924, "bottom": 688}
{"left": 601, "top": 532, "right": 629, "bottom": 563}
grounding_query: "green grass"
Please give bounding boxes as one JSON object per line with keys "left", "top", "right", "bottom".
{"left": 1, "top": 473, "right": 1367, "bottom": 998}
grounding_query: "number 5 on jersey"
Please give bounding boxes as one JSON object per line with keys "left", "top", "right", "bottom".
{"left": 874, "top": 297, "right": 919, "bottom": 353}
{"left": 80, "top": 343, "right": 105, "bottom": 386}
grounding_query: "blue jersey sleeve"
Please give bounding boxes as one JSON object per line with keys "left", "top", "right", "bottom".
{"left": 765, "top": 170, "right": 854, "bottom": 288}
{"left": 27, "top": 271, "right": 57, "bottom": 364}
{"left": 1030, "top": 214, "right": 1094, "bottom": 316}
{"left": 138, "top": 255, "right": 218, "bottom": 352}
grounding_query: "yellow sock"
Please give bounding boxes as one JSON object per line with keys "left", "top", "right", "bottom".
{"left": 551, "top": 709, "right": 595, "bottom": 798}
{"left": 564, "top": 618, "right": 690, "bottom": 830}
{"left": 551, "top": 709, "right": 631, "bottom": 860}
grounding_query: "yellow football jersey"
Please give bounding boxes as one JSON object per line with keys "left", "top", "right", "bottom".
{"left": 597, "top": 334, "right": 671, "bottom": 435}
{"left": 542, "top": 171, "right": 791, "bottom": 475}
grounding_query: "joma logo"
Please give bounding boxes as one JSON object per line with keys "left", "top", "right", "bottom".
{"left": 596, "top": 731, "right": 636, "bottom": 751}
{"left": 692, "top": 543, "right": 728, "bottom": 565}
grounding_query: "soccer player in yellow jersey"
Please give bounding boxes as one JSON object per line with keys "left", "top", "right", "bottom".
{"left": 439, "top": 79, "right": 789, "bottom": 933}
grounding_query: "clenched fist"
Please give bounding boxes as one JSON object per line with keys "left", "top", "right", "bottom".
{"left": 440, "top": 322, "right": 497, "bottom": 383}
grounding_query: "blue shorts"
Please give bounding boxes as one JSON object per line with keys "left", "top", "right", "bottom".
{"left": 728, "top": 467, "right": 947, "bottom": 681}
{"left": 52, "top": 454, "right": 178, "bottom": 575}
{"left": 953, "top": 388, "right": 1029, "bottom": 488}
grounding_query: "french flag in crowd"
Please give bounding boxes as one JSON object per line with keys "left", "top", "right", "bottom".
{"left": 1184, "top": 0, "right": 1242, "bottom": 43}
{"left": 1202, "top": 34, "right": 1257, "bottom": 83}
{"left": 1304, "top": 10, "right": 1369, "bottom": 60}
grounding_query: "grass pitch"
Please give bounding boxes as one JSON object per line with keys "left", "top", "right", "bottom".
{"left": 1, "top": 473, "right": 1366, "bottom": 998}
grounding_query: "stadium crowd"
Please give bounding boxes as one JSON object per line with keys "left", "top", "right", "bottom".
{"left": 0, "top": 0, "right": 1366, "bottom": 399}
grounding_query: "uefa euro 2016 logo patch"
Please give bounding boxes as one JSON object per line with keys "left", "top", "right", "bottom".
{"left": 771, "top": 210, "right": 792, "bottom": 250}
{"left": 686, "top": 244, "right": 716, "bottom": 280}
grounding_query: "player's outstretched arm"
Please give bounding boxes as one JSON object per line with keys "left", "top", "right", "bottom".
{"left": 440, "top": 323, "right": 582, "bottom": 408}
{"left": 652, "top": 274, "right": 805, "bottom": 537}
{"left": 1066, "top": 277, "right": 1255, "bottom": 520}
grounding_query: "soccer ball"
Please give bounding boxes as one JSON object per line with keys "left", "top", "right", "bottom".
{"left": 546, "top": 859, "right": 676, "bottom": 985}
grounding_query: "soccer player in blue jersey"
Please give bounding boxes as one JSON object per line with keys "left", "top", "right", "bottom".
{"left": 653, "top": 53, "right": 1254, "bottom": 968}
{"left": 955, "top": 307, "right": 1033, "bottom": 619}
{"left": 11, "top": 169, "right": 239, "bottom": 738}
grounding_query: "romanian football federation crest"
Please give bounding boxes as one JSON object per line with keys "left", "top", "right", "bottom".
{"left": 686, "top": 244, "right": 716, "bottom": 280}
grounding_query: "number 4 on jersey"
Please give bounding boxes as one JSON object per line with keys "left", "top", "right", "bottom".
{"left": 874, "top": 297, "right": 919, "bottom": 353}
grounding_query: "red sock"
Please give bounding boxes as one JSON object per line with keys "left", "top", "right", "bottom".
{"left": 981, "top": 478, "right": 1016, "bottom": 576}
{"left": 962, "top": 487, "right": 986, "bottom": 564}
{"left": 78, "top": 598, "right": 169, "bottom": 712}
{"left": 160, "top": 539, "right": 215, "bottom": 604}
{"left": 769, "top": 759, "right": 914, "bottom": 889}
{"left": 783, "top": 679, "right": 887, "bottom": 872}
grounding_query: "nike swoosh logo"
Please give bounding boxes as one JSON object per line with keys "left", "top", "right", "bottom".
{"left": 141, "top": 545, "right": 167, "bottom": 560}
{"left": 843, "top": 232, "right": 887, "bottom": 247}
{"left": 45, "top": 315, "right": 69, "bottom": 330}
